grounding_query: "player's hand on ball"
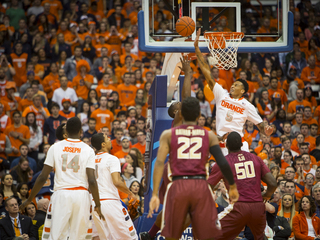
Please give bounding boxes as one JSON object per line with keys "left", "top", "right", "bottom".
{"left": 95, "top": 205, "right": 105, "bottom": 221}
{"left": 148, "top": 195, "right": 160, "bottom": 218}
{"left": 228, "top": 184, "right": 239, "bottom": 203}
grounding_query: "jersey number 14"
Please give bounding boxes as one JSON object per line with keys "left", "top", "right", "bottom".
{"left": 61, "top": 154, "right": 80, "bottom": 172}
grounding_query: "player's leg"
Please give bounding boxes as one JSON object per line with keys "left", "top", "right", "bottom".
{"left": 161, "top": 182, "right": 190, "bottom": 239}
{"left": 94, "top": 200, "right": 137, "bottom": 239}
{"left": 41, "top": 191, "right": 71, "bottom": 240}
{"left": 68, "top": 190, "right": 92, "bottom": 240}
{"left": 247, "top": 202, "right": 266, "bottom": 240}
{"left": 188, "top": 181, "right": 221, "bottom": 240}
{"left": 214, "top": 202, "right": 251, "bottom": 240}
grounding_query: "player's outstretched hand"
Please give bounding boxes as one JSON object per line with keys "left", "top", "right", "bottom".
{"left": 194, "top": 28, "right": 201, "bottom": 47}
{"left": 228, "top": 184, "right": 239, "bottom": 204}
{"left": 147, "top": 195, "right": 160, "bottom": 218}
{"left": 95, "top": 205, "right": 105, "bottom": 221}
{"left": 264, "top": 125, "right": 273, "bottom": 136}
{"left": 178, "top": 57, "right": 191, "bottom": 73}
{"left": 19, "top": 199, "right": 30, "bottom": 212}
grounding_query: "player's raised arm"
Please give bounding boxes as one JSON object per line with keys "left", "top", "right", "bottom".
{"left": 194, "top": 28, "right": 215, "bottom": 90}
{"left": 208, "top": 131, "right": 239, "bottom": 203}
{"left": 148, "top": 129, "right": 171, "bottom": 218}
{"left": 178, "top": 57, "right": 192, "bottom": 101}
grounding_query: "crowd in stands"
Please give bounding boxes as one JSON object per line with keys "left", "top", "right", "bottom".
{"left": 0, "top": 0, "right": 318, "bottom": 239}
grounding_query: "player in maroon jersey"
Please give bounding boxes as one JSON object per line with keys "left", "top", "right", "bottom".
{"left": 208, "top": 131, "right": 277, "bottom": 240}
{"left": 148, "top": 97, "right": 239, "bottom": 240}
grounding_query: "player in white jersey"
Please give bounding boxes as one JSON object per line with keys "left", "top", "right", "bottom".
{"left": 194, "top": 29, "right": 273, "bottom": 155}
{"left": 91, "top": 133, "right": 138, "bottom": 240}
{"left": 20, "top": 117, "right": 104, "bottom": 240}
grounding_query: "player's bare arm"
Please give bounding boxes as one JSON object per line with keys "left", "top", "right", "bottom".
{"left": 261, "top": 172, "right": 277, "bottom": 201}
{"left": 111, "top": 172, "right": 138, "bottom": 200}
{"left": 257, "top": 122, "right": 273, "bottom": 136}
{"left": 148, "top": 129, "right": 171, "bottom": 218}
{"left": 208, "top": 131, "right": 239, "bottom": 203}
{"left": 178, "top": 57, "right": 192, "bottom": 101}
{"left": 87, "top": 168, "right": 105, "bottom": 220}
{"left": 194, "top": 28, "right": 215, "bottom": 90}
{"left": 20, "top": 164, "right": 52, "bottom": 211}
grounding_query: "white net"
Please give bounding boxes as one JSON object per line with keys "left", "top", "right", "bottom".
{"left": 204, "top": 32, "right": 244, "bottom": 70}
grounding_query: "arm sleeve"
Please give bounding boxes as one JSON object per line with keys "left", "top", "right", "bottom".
{"left": 109, "top": 156, "right": 121, "bottom": 173}
{"left": 4, "top": 136, "right": 12, "bottom": 154}
{"left": 44, "top": 144, "right": 55, "bottom": 168}
{"left": 209, "top": 145, "right": 235, "bottom": 185}
{"left": 212, "top": 82, "right": 225, "bottom": 104}
{"left": 247, "top": 103, "right": 263, "bottom": 125}
{"left": 86, "top": 148, "right": 96, "bottom": 170}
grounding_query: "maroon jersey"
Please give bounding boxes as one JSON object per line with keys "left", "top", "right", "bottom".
{"left": 208, "top": 150, "right": 270, "bottom": 202}
{"left": 170, "top": 124, "right": 209, "bottom": 176}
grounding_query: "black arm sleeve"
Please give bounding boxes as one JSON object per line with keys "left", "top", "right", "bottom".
{"left": 209, "top": 145, "right": 235, "bottom": 185}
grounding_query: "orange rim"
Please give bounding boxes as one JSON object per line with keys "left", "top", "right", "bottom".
{"left": 203, "top": 32, "right": 245, "bottom": 40}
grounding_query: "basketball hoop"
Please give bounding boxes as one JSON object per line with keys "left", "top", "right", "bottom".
{"left": 204, "top": 32, "right": 244, "bottom": 70}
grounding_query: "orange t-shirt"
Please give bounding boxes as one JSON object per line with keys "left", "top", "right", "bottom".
{"left": 22, "top": 105, "right": 50, "bottom": 130}
{"left": 10, "top": 53, "right": 28, "bottom": 87}
{"left": 59, "top": 110, "right": 75, "bottom": 119}
{"left": 117, "top": 84, "right": 137, "bottom": 106}
{"left": 302, "top": 117, "right": 318, "bottom": 126}
{"left": 41, "top": 0, "right": 63, "bottom": 21}
{"left": 95, "top": 84, "right": 117, "bottom": 98}
{"left": 42, "top": 73, "right": 60, "bottom": 99}
{"left": 72, "top": 74, "right": 94, "bottom": 100}
{"left": 268, "top": 88, "right": 288, "bottom": 104}
{"left": 287, "top": 100, "right": 312, "bottom": 115}
{"left": 17, "top": 99, "right": 33, "bottom": 112}
{"left": 2, "top": 96, "right": 21, "bottom": 114}
{"left": 300, "top": 66, "right": 320, "bottom": 83}
{"left": 4, "top": 124, "right": 30, "bottom": 157}
{"left": 120, "top": 53, "right": 139, "bottom": 65}
{"left": 132, "top": 142, "right": 146, "bottom": 155}
{"left": 114, "top": 150, "right": 130, "bottom": 161}
{"left": 0, "top": 133, "right": 7, "bottom": 159}
{"left": 110, "top": 139, "right": 122, "bottom": 155}
{"left": 91, "top": 108, "right": 114, "bottom": 132}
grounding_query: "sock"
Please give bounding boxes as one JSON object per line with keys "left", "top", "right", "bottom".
{"left": 148, "top": 223, "right": 160, "bottom": 237}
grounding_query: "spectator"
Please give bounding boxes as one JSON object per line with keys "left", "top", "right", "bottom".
{"left": 128, "top": 180, "right": 142, "bottom": 220}
{"left": 302, "top": 106, "right": 317, "bottom": 127}
{"left": 292, "top": 196, "right": 320, "bottom": 240}
{"left": 0, "top": 197, "right": 36, "bottom": 239}
{"left": 93, "top": 49, "right": 110, "bottom": 80}
{"left": 19, "top": 73, "right": 44, "bottom": 101}
{"left": 9, "top": 42, "right": 28, "bottom": 88}
{"left": 125, "top": 153, "right": 143, "bottom": 182}
{"left": 87, "top": 89, "right": 99, "bottom": 112}
{"left": 91, "top": 96, "right": 114, "bottom": 132}
{"left": 3, "top": 82, "right": 20, "bottom": 115}
{"left": 117, "top": 72, "right": 137, "bottom": 107}
{"left": 310, "top": 136, "right": 320, "bottom": 161}
{"left": 83, "top": 118, "right": 97, "bottom": 139}
{"left": 32, "top": 198, "right": 49, "bottom": 240}
{"left": 18, "top": 88, "right": 35, "bottom": 113}
{"left": 257, "top": 88, "right": 275, "bottom": 121}
{"left": 285, "top": 175, "right": 305, "bottom": 205}
{"left": 5, "top": 0, "right": 26, "bottom": 30}
{"left": 77, "top": 101, "right": 90, "bottom": 133}
{"left": 95, "top": 73, "right": 117, "bottom": 98}
{"left": 52, "top": 76, "right": 78, "bottom": 110}
{"left": 302, "top": 153, "right": 316, "bottom": 175}
{"left": 132, "top": 130, "right": 146, "bottom": 155}
{"left": 42, "top": 63, "right": 60, "bottom": 101}
{"left": 136, "top": 118, "right": 146, "bottom": 132}
{"left": 100, "top": 126, "right": 110, "bottom": 137}
{"left": 31, "top": 80, "right": 48, "bottom": 107}
{"left": 313, "top": 183, "right": 320, "bottom": 218}
{"left": 110, "top": 128, "right": 124, "bottom": 155}
{"left": 304, "top": 173, "right": 315, "bottom": 195}
{"left": 282, "top": 122, "right": 295, "bottom": 140}
{"left": 10, "top": 144, "right": 37, "bottom": 174}
{"left": 282, "top": 138, "right": 299, "bottom": 159}
{"left": 276, "top": 193, "right": 297, "bottom": 239}
{"left": 283, "top": 67, "right": 305, "bottom": 100}
{"left": 64, "top": 46, "right": 92, "bottom": 82}
{"left": 196, "top": 89, "right": 212, "bottom": 120}
{"left": 17, "top": 183, "right": 28, "bottom": 203}
{"left": 0, "top": 174, "right": 21, "bottom": 200}
{"left": 81, "top": 35, "right": 96, "bottom": 63}
{"left": 114, "top": 136, "right": 131, "bottom": 163}
{"left": 4, "top": 111, "right": 30, "bottom": 161}
{"left": 121, "top": 163, "right": 135, "bottom": 188}
{"left": 128, "top": 125, "right": 138, "bottom": 145}
{"left": 299, "top": 142, "right": 318, "bottom": 168}
{"left": 27, "top": 0, "right": 43, "bottom": 16}
{"left": 268, "top": 78, "right": 288, "bottom": 110}
{"left": 301, "top": 55, "right": 320, "bottom": 84}
{"left": 108, "top": 5, "right": 126, "bottom": 29}
{"left": 288, "top": 51, "right": 308, "bottom": 78}
{"left": 43, "top": 102, "right": 66, "bottom": 145}
{"left": 59, "top": 98, "right": 75, "bottom": 119}
{"left": 287, "top": 89, "right": 312, "bottom": 121}
{"left": 25, "top": 112, "right": 42, "bottom": 162}
{"left": 310, "top": 124, "right": 318, "bottom": 138}
{"left": 300, "top": 123, "right": 316, "bottom": 151}
{"left": 292, "top": 113, "right": 304, "bottom": 137}
{"left": 24, "top": 202, "right": 36, "bottom": 220}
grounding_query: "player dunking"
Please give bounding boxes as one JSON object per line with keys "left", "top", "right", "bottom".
{"left": 208, "top": 132, "right": 277, "bottom": 240}
{"left": 194, "top": 29, "right": 273, "bottom": 155}
{"left": 91, "top": 133, "right": 138, "bottom": 240}
{"left": 20, "top": 117, "right": 104, "bottom": 240}
{"left": 148, "top": 97, "right": 239, "bottom": 240}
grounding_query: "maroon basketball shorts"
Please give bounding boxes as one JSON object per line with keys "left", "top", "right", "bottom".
{"left": 216, "top": 201, "right": 266, "bottom": 240}
{"left": 161, "top": 179, "right": 221, "bottom": 239}
{"left": 159, "top": 163, "right": 170, "bottom": 204}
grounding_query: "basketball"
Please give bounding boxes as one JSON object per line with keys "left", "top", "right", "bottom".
{"left": 176, "top": 16, "right": 195, "bottom": 37}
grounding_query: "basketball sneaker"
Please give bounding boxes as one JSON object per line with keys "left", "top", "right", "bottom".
{"left": 139, "top": 232, "right": 154, "bottom": 240}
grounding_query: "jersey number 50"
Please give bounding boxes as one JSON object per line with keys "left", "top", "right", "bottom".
{"left": 234, "top": 161, "right": 255, "bottom": 180}
{"left": 177, "top": 137, "right": 202, "bottom": 159}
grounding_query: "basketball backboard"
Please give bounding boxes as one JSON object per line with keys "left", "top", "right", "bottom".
{"left": 138, "top": 0, "right": 293, "bottom": 53}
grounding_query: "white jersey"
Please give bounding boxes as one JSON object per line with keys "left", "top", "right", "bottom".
{"left": 95, "top": 152, "right": 121, "bottom": 200}
{"left": 44, "top": 138, "right": 95, "bottom": 191}
{"left": 213, "top": 83, "right": 262, "bottom": 137}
